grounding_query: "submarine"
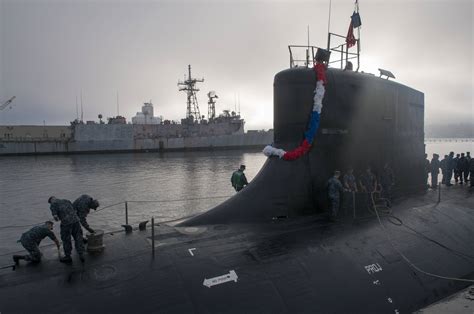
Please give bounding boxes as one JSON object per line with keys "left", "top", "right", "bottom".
{"left": 1, "top": 28, "right": 473, "bottom": 314}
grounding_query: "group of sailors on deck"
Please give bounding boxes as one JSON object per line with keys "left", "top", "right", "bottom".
{"left": 13, "top": 195, "right": 99, "bottom": 266}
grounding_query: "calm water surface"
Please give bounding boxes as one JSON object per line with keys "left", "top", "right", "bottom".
{"left": 1, "top": 140, "right": 472, "bottom": 255}
{"left": 0, "top": 149, "right": 267, "bottom": 254}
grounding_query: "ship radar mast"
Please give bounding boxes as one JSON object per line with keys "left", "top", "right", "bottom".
{"left": 207, "top": 91, "right": 218, "bottom": 120}
{"left": 178, "top": 65, "right": 204, "bottom": 122}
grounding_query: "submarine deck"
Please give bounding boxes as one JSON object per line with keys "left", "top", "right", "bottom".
{"left": 0, "top": 186, "right": 473, "bottom": 313}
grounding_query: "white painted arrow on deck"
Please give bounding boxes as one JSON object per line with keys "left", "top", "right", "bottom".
{"left": 203, "top": 270, "right": 238, "bottom": 288}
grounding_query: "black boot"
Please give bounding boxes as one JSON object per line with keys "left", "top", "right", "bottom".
{"left": 12, "top": 255, "right": 24, "bottom": 266}
{"left": 60, "top": 255, "right": 73, "bottom": 264}
{"left": 79, "top": 254, "right": 85, "bottom": 263}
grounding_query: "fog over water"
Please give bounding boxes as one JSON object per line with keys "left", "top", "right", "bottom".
{"left": 1, "top": 140, "right": 472, "bottom": 255}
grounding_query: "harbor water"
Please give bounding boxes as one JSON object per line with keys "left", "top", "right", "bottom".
{"left": 0, "top": 139, "right": 472, "bottom": 256}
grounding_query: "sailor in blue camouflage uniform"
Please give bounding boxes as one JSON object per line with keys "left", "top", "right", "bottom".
{"left": 327, "top": 170, "right": 344, "bottom": 221}
{"left": 13, "top": 221, "right": 60, "bottom": 265}
{"left": 48, "top": 196, "right": 85, "bottom": 263}
{"left": 73, "top": 194, "right": 99, "bottom": 234}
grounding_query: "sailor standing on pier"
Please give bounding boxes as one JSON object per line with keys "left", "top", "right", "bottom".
{"left": 48, "top": 196, "right": 85, "bottom": 263}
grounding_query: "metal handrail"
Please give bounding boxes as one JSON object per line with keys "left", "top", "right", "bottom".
{"left": 288, "top": 32, "right": 360, "bottom": 71}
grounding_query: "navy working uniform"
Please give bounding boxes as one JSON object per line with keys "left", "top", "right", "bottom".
{"left": 360, "top": 171, "right": 377, "bottom": 193}
{"left": 343, "top": 173, "right": 358, "bottom": 192}
{"left": 327, "top": 176, "right": 343, "bottom": 219}
{"left": 424, "top": 155, "right": 430, "bottom": 186}
{"left": 231, "top": 166, "right": 248, "bottom": 192}
{"left": 73, "top": 194, "right": 99, "bottom": 233}
{"left": 50, "top": 198, "right": 85, "bottom": 262}
{"left": 15, "top": 224, "right": 59, "bottom": 264}
{"left": 430, "top": 154, "right": 441, "bottom": 188}
{"left": 380, "top": 165, "right": 395, "bottom": 207}
{"left": 469, "top": 158, "right": 474, "bottom": 187}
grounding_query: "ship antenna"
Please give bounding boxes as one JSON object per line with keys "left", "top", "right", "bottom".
{"left": 307, "top": 25, "right": 310, "bottom": 65}
{"left": 75, "top": 95, "right": 79, "bottom": 120}
{"left": 327, "top": 0, "right": 332, "bottom": 50}
{"left": 80, "top": 89, "right": 84, "bottom": 122}
{"left": 116, "top": 91, "right": 120, "bottom": 116}
{"left": 238, "top": 92, "right": 241, "bottom": 116}
{"left": 356, "top": 0, "right": 360, "bottom": 51}
{"left": 234, "top": 92, "right": 237, "bottom": 113}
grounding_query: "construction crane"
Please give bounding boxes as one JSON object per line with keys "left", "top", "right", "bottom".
{"left": 0, "top": 96, "right": 16, "bottom": 111}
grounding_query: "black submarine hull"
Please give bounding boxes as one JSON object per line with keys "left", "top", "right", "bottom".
{"left": 1, "top": 67, "right": 472, "bottom": 313}
{"left": 0, "top": 189, "right": 472, "bottom": 313}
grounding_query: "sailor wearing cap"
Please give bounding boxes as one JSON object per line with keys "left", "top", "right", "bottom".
{"left": 72, "top": 194, "right": 100, "bottom": 234}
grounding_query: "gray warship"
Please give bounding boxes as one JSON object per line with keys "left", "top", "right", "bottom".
{"left": 0, "top": 65, "right": 273, "bottom": 155}
{"left": 1, "top": 9, "right": 473, "bottom": 314}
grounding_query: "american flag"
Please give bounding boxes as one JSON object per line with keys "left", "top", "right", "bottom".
{"left": 346, "top": 21, "right": 356, "bottom": 48}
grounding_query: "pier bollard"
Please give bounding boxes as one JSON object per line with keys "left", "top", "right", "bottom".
{"left": 151, "top": 217, "right": 155, "bottom": 259}
{"left": 87, "top": 230, "right": 105, "bottom": 254}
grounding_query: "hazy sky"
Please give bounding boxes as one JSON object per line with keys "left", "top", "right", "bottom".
{"left": 0, "top": 0, "right": 472, "bottom": 129}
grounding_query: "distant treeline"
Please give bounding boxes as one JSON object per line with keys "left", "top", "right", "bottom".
{"left": 425, "top": 123, "right": 474, "bottom": 138}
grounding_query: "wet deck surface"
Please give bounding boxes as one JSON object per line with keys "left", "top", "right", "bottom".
{"left": 1, "top": 186, "right": 473, "bottom": 313}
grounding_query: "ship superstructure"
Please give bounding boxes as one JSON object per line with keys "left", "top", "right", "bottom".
{"left": 0, "top": 66, "right": 272, "bottom": 155}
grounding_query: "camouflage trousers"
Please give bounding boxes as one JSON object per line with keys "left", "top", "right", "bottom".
{"left": 60, "top": 222, "right": 84, "bottom": 257}
{"left": 20, "top": 240, "right": 42, "bottom": 262}
{"left": 329, "top": 197, "right": 340, "bottom": 218}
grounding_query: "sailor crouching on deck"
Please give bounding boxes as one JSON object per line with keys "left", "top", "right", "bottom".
{"left": 73, "top": 194, "right": 99, "bottom": 234}
{"left": 48, "top": 196, "right": 85, "bottom": 264}
{"left": 13, "top": 221, "right": 60, "bottom": 265}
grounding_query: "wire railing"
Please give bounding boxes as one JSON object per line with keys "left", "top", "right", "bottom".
{"left": 0, "top": 195, "right": 232, "bottom": 231}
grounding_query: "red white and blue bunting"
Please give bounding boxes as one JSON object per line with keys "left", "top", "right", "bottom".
{"left": 263, "top": 62, "right": 327, "bottom": 161}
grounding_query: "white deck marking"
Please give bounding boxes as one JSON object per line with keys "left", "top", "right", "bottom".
{"left": 188, "top": 248, "right": 196, "bottom": 256}
{"left": 203, "top": 270, "right": 238, "bottom": 288}
{"left": 364, "top": 263, "right": 383, "bottom": 274}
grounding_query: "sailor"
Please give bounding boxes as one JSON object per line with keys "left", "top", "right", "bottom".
{"left": 453, "top": 153, "right": 460, "bottom": 184}
{"left": 446, "top": 152, "right": 455, "bottom": 186}
{"left": 48, "top": 196, "right": 85, "bottom": 263}
{"left": 73, "top": 194, "right": 99, "bottom": 234}
{"left": 469, "top": 156, "right": 474, "bottom": 187}
{"left": 13, "top": 221, "right": 60, "bottom": 265}
{"left": 457, "top": 153, "right": 469, "bottom": 184}
{"left": 231, "top": 165, "right": 249, "bottom": 192}
{"left": 440, "top": 155, "right": 448, "bottom": 185}
{"left": 430, "top": 154, "right": 441, "bottom": 188}
{"left": 458, "top": 153, "right": 469, "bottom": 184}
{"left": 359, "top": 167, "right": 378, "bottom": 193}
{"left": 466, "top": 152, "right": 471, "bottom": 182}
{"left": 380, "top": 163, "right": 395, "bottom": 207}
{"left": 343, "top": 167, "right": 358, "bottom": 192}
{"left": 327, "top": 171, "right": 344, "bottom": 220}
{"left": 424, "top": 153, "right": 430, "bottom": 187}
